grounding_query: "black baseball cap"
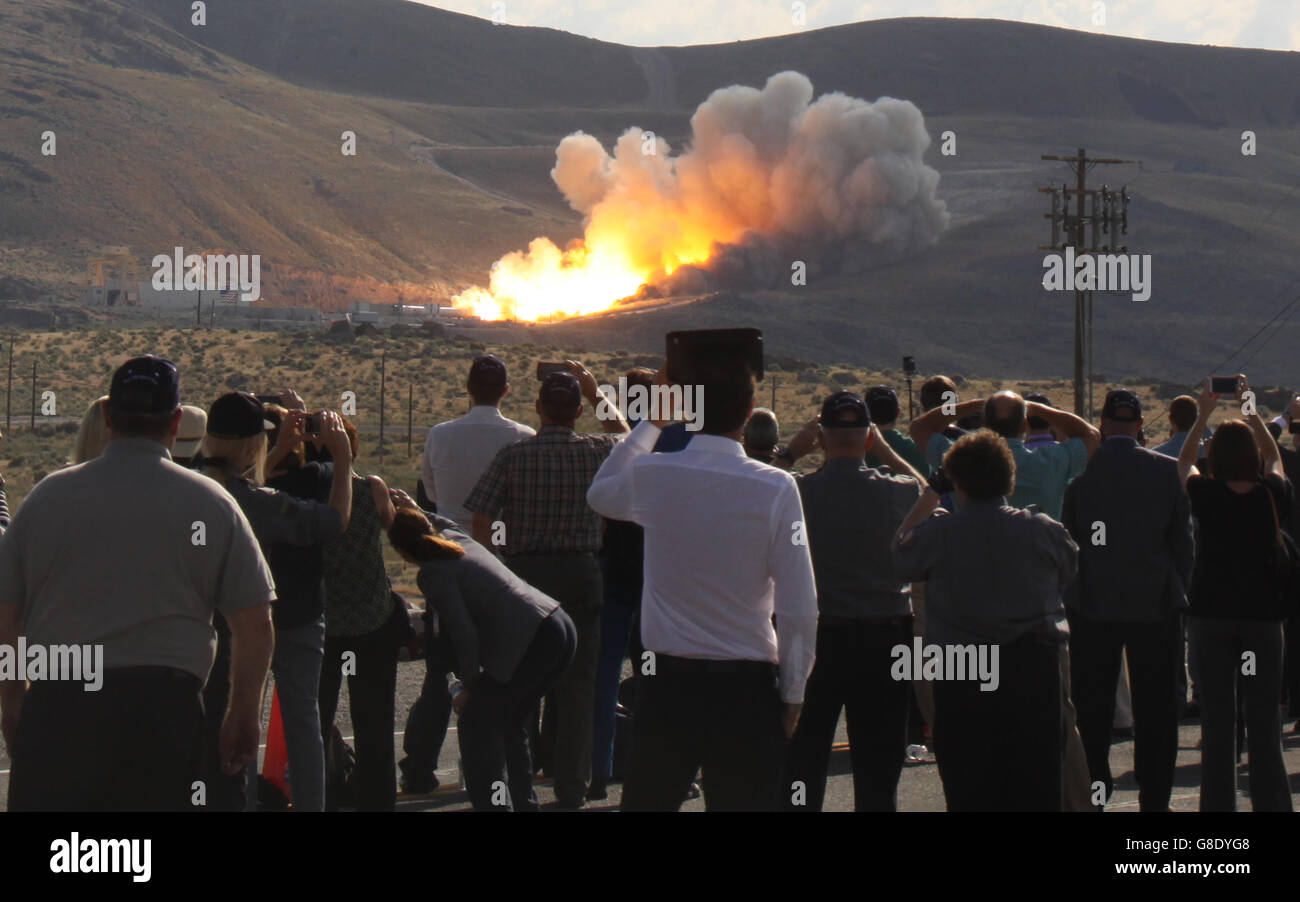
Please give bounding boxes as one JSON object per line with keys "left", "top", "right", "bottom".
{"left": 469, "top": 354, "right": 508, "bottom": 384}
{"left": 109, "top": 355, "right": 180, "bottom": 415}
{"left": 820, "top": 391, "right": 871, "bottom": 429}
{"left": 207, "top": 392, "right": 275, "bottom": 439}
{"left": 1102, "top": 388, "right": 1143, "bottom": 422}
{"left": 865, "top": 386, "right": 900, "bottom": 424}
{"left": 539, "top": 372, "right": 582, "bottom": 409}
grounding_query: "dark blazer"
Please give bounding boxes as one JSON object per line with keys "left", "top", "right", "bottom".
{"left": 1061, "top": 435, "right": 1194, "bottom": 622}
{"left": 415, "top": 513, "right": 559, "bottom": 687}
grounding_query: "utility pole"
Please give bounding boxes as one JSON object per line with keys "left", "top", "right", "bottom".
{"left": 1039, "top": 148, "right": 1137, "bottom": 417}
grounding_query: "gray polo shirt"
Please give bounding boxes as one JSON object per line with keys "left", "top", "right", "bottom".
{"left": 0, "top": 438, "right": 276, "bottom": 682}
{"left": 797, "top": 458, "right": 923, "bottom": 618}
{"left": 893, "top": 497, "right": 1077, "bottom": 647}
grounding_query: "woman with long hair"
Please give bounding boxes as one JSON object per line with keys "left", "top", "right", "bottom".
{"left": 1177, "top": 376, "right": 1293, "bottom": 812}
{"left": 73, "top": 396, "right": 111, "bottom": 463}
{"left": 316, "top": 417, "right": 402, "bottom": 811}
{"left": 387, "top": 498, "right": 576, "bottom": 811}
{"left": 199, "top": 391, "right": 354, "bottom": 812}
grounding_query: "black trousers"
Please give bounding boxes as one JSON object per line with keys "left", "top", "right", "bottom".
{"left": 318, "top": 626, "right": 399, "bottom": 811}
{"left": 199, "top": 612, "right": 249, "bottom": 811}
{"left": 505, "top": 552, "right": 602, "bottom": 804}
{"left": 783, "top": 615, "right": 912, "bottom": 811}
{"left": 459, "top": 610, "right": 577, "bottom": 811}
{"left": 1068, "top": 609, "right": 1181, "bottom": 811}
{"left": 10, "top": 667, "right": 204, "bottom": 812}
{"left": 933, "top": 635, "right": 1062, "bottom": 812}
{"left": 400, "top": 626, "right": 454, "bottom": 781}
{"left": 621, "top": 655, "right": 787, "bottom": 812}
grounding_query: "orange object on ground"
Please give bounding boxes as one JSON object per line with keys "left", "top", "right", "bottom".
{"left": 261, "top": 689, "right": 292, "bottom": 803}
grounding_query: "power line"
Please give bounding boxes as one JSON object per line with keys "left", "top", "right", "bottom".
{"left": 1199, "top": 289, "right": 1300, "bottom": 386}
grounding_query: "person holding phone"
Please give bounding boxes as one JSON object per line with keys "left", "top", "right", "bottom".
{"left": 200, "top": 393, "right": 354, "bottom": 811}
{"left": 1176, "top": 376, "right": 1293, "bottom": 812}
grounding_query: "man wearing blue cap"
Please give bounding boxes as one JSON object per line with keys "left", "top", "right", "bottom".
{"left": 0, "top": 356, "right": 276, "bottom": 811}
{"left": 1060, "top": 388, "right": 1193, "bottom": 811}
{"left": 776, "top": 391, "right": 925, "bottom": 810}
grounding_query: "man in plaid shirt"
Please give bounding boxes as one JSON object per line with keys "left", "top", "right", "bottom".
{"left": 466, "top": 361, "right": 628, "bottom": 808}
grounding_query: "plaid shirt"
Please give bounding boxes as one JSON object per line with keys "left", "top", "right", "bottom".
{"left": 464, "top": 425, "right": 622, "bottom": 555}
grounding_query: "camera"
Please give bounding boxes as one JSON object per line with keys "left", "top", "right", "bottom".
{"left": 903, "top": 356, "right": 916, "bottom": 375}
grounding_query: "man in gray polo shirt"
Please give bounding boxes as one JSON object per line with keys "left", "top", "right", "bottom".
{"left": 774, "top": 391, "right": 924, "bottom": 811}
{"left": 0, "top": 356, "right": 276, "bottom": 811}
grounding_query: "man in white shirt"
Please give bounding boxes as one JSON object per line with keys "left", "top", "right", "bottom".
{"left": 588, "top": 358, "right": 818, "bottom": 811}
{"left": 403, "top": 353, "right": 534, "bottom": 793}
{"left": 419, "top": 354, "right": 535, "bottom": 530}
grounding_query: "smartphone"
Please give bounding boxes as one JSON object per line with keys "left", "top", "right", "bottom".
{"left": 1211, "top": 376, "right": 1239, "bottom": 395}
{"left": 665, "top": 328, "right": 764, "bottom": 383}
{"left": 536, "top": 361, "right": 569, "bottom": 380}
{"left": 304, "top": 413, "right": 323, "bottom": 436}
{"left": 256, "top": 394, "right": 281, "bottom": 406}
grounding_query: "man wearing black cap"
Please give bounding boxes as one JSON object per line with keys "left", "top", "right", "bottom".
{"left": 775, "top": 392, "right": 924, "bottom": 810}
{"left": 1060, "top": 388, "right": 1194, "bottom": 811}
{"left": 465, "top": 361, "right": 628, "bottom": 808}
{"left": 0, "top": 356, "right": 276, "bottom": 811}
{"left": 863, "top": 385, "right": 929, "bottom": 477}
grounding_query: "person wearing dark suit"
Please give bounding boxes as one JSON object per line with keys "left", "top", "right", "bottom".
{"left": 387, "top": 501, "right": 576, "bottom": 812}
{"left": 1061, "top": 389, "right": 1194, "bottom": 811}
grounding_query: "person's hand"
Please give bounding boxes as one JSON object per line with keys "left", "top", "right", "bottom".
{"left": 389, "top": 488, "right": 418, "bottom": 510}
{"left": 452, "top": 688, "right": 469, "bottom": 716}
{"left": 1234, "top": 374, "right": 1251, "bottom": 410}
{"left": 278, "top": 388, "right": 306, "bottom": 411}
{"left": 649, "top": 368, "right": 677, "bottom": 428}
{"left": 782, "top": 703, "right": 802, "bottom": 739}
{"left": 1198, "top": 383, "right": 1217, "bottom": 420}
{"left": 565, "top": 360, "right": 600, "bottom": 404}
{"left": 274, "top": 409, "right": 307, "bottom": 453}
{"left": 1, "top": 696, "right": 21, "bottom": 753}
{"left": 320, "top": 411, "right": 353, "bottom": 466}
{"left": 785, "top": 417, "right": 821, "bottom": 460}
{"left": 867, "top": 422, "right": 886, "bottom": 455}
{"left": 218, "top": 709, "right": 260, "bottom": 776}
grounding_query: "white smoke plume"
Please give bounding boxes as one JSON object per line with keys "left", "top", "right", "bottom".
{"left": 455, "top": 71, "right": 950, "bottom": 320}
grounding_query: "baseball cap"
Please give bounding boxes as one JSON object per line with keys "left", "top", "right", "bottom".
{"left": 109, "top": 355, "right": 180, "bottom": 415}
{"left": 173, "top": 405, "right": 208, "bottom": 458}
{"left": 207, "top": 392, "right": 275, "bottom": 440}
{"left": 865, "top": 386, "right": 900, "bottom": 424}
{"left": 744, "top": 408, "right": 780, "bottom": 450}
{"left": 1102, "top": 388, "right": 1143, "bottom": 422}
{"left": 539, "top": 371, "right": 582, "bottom": 409}
{"left": 469, "top": 354, "right": 508, "bottom": 384}
{"left": 820, "top": 391, "right": 871, "bottom": 429}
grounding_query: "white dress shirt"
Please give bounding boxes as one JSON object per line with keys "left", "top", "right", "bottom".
{"left": 421, "top": 405, "right": 535, "bottom": 530}
{"left": 587, "top": 420, "right": 819, "bottom": 703}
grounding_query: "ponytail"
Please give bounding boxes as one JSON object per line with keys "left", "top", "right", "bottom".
{"left": 389, "top": 507, "right": 465, "bottom": 562}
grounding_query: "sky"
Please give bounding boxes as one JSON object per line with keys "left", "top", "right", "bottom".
{"left": 412, "top": 0, "right": 1300, "bottom": 51}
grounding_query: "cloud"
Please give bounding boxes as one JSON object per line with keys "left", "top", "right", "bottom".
{"left": 413, "top": 0, "right": 1300, "bottom": 49}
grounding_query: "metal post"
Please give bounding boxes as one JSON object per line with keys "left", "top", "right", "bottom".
{"left": 407, "top": 384, "right": 414, "bottom": 457}
{"left": 906, "top": 376, "right": 914, "bottom": 422}
{"left": 379, "top": 351, "right": 386, "bottom": 465}
{"left": 1074, "top": 147, "right": 1086, "bottom": 417}
{"left": 3, "top": 341, "right": 9, "bottom": 436}
{"left": 29, "top": 360, "right": 36, "bottom": 430}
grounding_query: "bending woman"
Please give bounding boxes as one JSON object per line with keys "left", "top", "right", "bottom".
{"left": 387, "top": 500, "right": 575, "bottom": 811}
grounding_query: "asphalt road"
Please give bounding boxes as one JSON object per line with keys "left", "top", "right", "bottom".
{"left": 4, "top": 657, "right": 1300, "bottom": 813}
